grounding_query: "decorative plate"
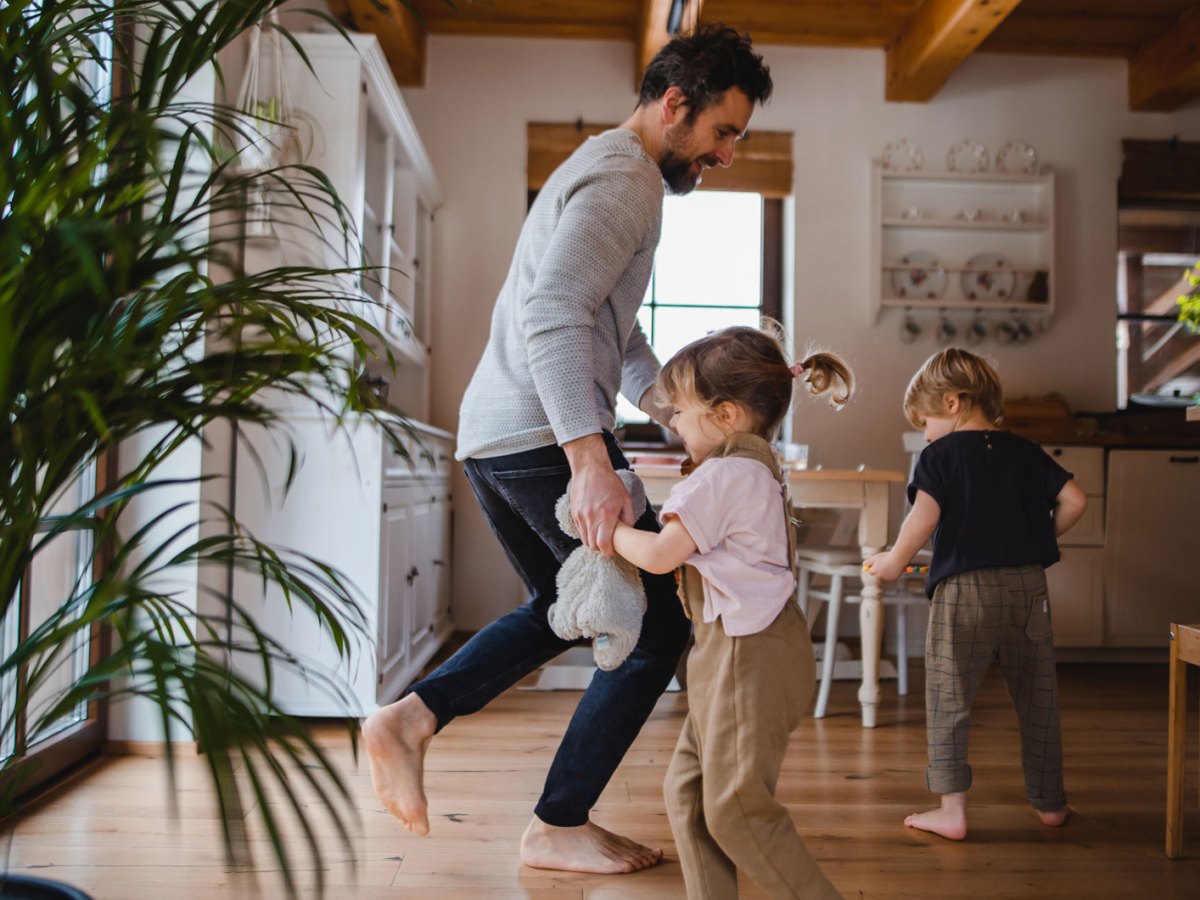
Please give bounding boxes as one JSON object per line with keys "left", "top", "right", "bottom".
{"left": 947, "top": 139, "right": 989, "bottom": 173}
{"left": 961, "top": 253, "right": 1015, "bottom": 300}
{"left": 995, "top": 141, "right": 1039, "bottom": 174}
{"left": 882, "top": 138, "right": 924, "bottom": 172}
{"left": 891, "top": 251, "right": 946, "bottom": 299}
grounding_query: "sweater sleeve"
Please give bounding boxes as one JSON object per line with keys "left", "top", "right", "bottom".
{"left": 620, "top": 319, "right": 660, "bottom": 410}
{"left": 523, "top": 161, "right": 662, "bottom": 445}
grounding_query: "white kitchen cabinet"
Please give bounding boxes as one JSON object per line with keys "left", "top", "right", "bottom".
{"left": 227, "top": 414, "right": 454, "bottom": 715}
{"left": 245, "top": 30, "right": 441, "bottom": 421}
{"left": 1043, "top": 445, "right": 1106, "bottom": 647}
{"left": 219, "top": 29, "right": 454, "bottom": 713}
{"left": 1104, "top": 449, "right": 1200, "bottom": 647}
{"left": 870, "top": 165, "right": 1055, "bottom": 323}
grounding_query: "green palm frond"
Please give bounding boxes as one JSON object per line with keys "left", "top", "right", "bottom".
{"left": 2, "top": 0, "right": 429, "bottom": 893}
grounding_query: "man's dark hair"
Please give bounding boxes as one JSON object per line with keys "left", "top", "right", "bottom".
{"left": 638, "top": 25, "right": 772, "bottom": 119}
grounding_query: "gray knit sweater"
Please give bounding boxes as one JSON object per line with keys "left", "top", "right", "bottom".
{"left": 456, "top": 129, "right": 665, "bottom": 460}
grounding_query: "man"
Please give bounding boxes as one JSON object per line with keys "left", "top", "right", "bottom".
{"left": 363, "top": 25, "right": 773, "bottom": 874}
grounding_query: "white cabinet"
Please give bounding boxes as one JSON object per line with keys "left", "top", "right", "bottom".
{"left": 248, "top": 31, "right": 441, "bottom": 421}
{"left": 228, "top": 414, "right": 454, "bottom": 715}
{"left": 1104, "top": 450, "right": 1200, "bottom": 647}
{"left": 1043, "top": 445, "right": 1106, "bottom": 647}
{"left": 220, "top": 31, "right": 454, "bottom": 713}
{"left": 870, "top": 166, "right": 1055, "bottom": 323}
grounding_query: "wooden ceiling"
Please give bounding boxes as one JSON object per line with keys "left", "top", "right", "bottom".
{"left": 330, "top": 0, "right": 1200, "bottom": 111}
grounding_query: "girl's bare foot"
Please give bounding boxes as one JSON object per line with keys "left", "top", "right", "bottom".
{"left": 520, "top": 817, "right": 664, "bottom": 873}
{"left": 904, "top": 791, "right": 968, "bottom": 841}
{"left": 1037, "top": 806, "right": 1069, "bottom": 827}
{"left": 361, "top": 694, "right": 437, "bottom": 835}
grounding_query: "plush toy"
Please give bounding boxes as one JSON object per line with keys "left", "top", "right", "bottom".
{"left": 547, "top": 469, "right": 650, "bottom": 671}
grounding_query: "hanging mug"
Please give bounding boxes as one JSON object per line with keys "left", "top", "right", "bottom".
{"left": 936, "top": 311, "right": 958, "bottom": 344}
{"left": 965, "top": 313, "right": 988, "bottom": 345}
{"left": 995, "top": 317, "right": 1020, "bottom": 344}
{"left": 900, "top": 309, "right": 922, "bottom": 344}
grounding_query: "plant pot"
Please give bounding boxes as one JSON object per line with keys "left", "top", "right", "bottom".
{"left": 0, "top": 875, "right": 93, "bottom": 900}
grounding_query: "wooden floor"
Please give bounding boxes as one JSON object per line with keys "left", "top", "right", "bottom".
{"left": 3, "top": 662, "right": 1199, "bottom": 899}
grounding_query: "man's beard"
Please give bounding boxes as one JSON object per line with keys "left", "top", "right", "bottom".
{"left": 658, "top": 122, "right": 717, "bottom": 195}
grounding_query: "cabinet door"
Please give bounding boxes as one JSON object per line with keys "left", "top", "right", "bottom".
{"left": 1045, "top": 548, "right": 1104, "bottom": 647}
{"left": 1104, "top": 450, "right": 1200, "bottom": 647}
{"left": 407, "top": 488, "right": 448, "bottom": 664}
{"left": 379, "top": 489, "right": 413, "bottom": 692}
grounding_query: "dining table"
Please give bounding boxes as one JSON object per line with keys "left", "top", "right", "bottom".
{"left": 634, "top": 459, "right": 906, "bottom": 728}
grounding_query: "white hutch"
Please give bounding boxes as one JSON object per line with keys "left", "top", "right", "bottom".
{"left": 226, "top": 32, "right": 453, "bottom": 715}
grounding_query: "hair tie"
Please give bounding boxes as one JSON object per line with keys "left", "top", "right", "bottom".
{"left": 789, "top": 362, "right": 805, "bottom": 379}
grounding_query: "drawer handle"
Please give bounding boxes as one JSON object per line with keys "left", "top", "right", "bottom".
{"left": 1053, "top": 448, "right": 1062, "bottom": 457}
{"left": 432, "top": 558, "right": 445, "bottom": 566}
{"left": 1168, "top": 455, "right": 1199, "bottom": 464}
{"left": 406, "top": 566, "right": 420, "bottom": 585}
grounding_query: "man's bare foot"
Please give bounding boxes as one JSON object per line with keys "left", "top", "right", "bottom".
{"left": 520, "top": 817, "right": 664, "bottom": 874}
{"left": 1036, "top": 806, "right": 1069, "bottom": 827}
{"left": 904, "top": 791, "right": 968, "bottom": 841}
{"left": 361, "top": 694, "right": 437, "bottom": 835}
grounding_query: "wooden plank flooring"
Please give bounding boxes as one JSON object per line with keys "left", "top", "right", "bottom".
{"left": 3, "top": 663, "right": 1199, "bottom": 898}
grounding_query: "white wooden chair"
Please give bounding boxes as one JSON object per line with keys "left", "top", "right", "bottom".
{"left": 796, "top": 432, "right": 929, "bottom": 718}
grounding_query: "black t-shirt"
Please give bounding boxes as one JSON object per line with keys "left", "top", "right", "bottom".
{"left": 908, "top": 429, "right": 1071, "bottom": 598}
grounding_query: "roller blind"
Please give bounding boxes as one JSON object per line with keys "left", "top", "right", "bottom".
{"left": 527, "top": 121, "right": 793, "bottom": 198}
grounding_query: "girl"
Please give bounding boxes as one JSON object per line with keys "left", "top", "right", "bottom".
{"left": 865, "top": 348, "right": 1087, "bottom": 841}
{"left": 613, "top": 323, "right": 849, "bottom": 900}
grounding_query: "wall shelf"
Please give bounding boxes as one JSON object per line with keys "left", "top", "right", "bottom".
{"left": 870, "top": 163, "right": 1056, "bottom": 321}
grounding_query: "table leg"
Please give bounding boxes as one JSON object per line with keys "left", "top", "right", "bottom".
{"left": 858, "top": 546, "right": 884, "bottom": 728}
{"left": 1167, "top": 624, "right": 1187, "bottom": 859}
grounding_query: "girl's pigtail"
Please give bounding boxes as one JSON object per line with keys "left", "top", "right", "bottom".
{"left": 798, "top": 351, "right": 854, "bottom": 408}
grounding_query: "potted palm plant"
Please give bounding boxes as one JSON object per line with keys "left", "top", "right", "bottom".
{"left": 1, "top": 0, "right": 426, "bottom": 894}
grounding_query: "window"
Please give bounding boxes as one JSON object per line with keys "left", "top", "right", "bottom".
{"left": 617, "top": 190, "right": 783, "bottom": 424}
{"left": 1116, "top": 140, "right": 1200, "bottom": 408}
{"left": 2, "top": 9, "right": 114, "bottom": 793}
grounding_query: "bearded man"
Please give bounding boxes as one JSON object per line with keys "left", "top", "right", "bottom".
{"left": 364, "top": 25, "right": 773, "bottom": 874}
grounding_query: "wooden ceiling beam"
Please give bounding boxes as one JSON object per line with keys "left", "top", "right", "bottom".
{"left": 338, "top": 0, "right": 427, "bottom": 87}
{"left": 635, "top": 0, "right": 705, "bottom": 91}
{"left": 885, "top": 0, "right": 1025, "bottom": 103}
{"left": 1128, "top": 6, "right": 1200, "bottom": 112}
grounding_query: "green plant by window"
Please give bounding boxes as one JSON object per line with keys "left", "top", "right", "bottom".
{"left": 1178, "top": 262, "right": 1200, "bottom": 332}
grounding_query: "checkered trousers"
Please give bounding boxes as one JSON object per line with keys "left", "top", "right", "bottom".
{"left": 924, "top": 564, "right": 1068, "bottom": 811}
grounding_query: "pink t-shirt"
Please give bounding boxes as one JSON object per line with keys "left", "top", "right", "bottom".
{"left": 660, "top": 456, "right": 795, "bottom": 637}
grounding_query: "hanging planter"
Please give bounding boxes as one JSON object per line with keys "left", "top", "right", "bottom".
{"left": 233, "top": 12, "right": 293, "bottom": 172}
{"left": 232, "top": 12, "right": 295, "bottom": 239}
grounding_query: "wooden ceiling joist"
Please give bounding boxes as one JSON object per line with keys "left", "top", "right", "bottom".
{"left": 885, "top": 0, "right": 1025, "bottom": 103}
{"left": 340, "top": 0, "right": 427, "bottom": 87}
{"left": 635, "top": 0, "right": 705, "bottom": 90}
{"left": 1128, "top": 5, "right": 1200, "bottom": 112}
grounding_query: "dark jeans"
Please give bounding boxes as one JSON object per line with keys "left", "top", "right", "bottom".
{"left": 408, "top": 433, "right": 690, "bottom": 827}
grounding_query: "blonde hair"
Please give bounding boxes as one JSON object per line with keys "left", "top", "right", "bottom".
{"left": 657, "top": 320, "right": 854, "bottom": 442}
{"left": 903, "top": 347, "right": 1004, "bottom": 429}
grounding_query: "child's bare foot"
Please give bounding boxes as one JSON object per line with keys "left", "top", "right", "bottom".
{"left": 520, "top": 817, "right": 664, "bottom": 873}
{"left": 904, "top": 791, "right": 968, "bottom": 841}
{"left": 1036, "top": 806, "right": 1069, "bottom": 827}
{"left": 361, "top": 694, "right": 437, "bottom": 835}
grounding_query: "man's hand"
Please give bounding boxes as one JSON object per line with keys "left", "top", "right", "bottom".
{"left": 563, "top": 434, "right": 634, "bottom": 556}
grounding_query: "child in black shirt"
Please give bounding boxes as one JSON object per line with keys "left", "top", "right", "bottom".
{"left": 865, "top": 348, "right": 1087, "bottom": 841}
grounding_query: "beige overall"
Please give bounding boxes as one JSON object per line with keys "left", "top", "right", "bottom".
{"left": 665, "top": 434, "right": 842, "bottom": 900}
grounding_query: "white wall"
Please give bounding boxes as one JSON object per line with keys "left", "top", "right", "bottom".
{"left": 400, "top": 36, "right": 1200, "bottom": 630}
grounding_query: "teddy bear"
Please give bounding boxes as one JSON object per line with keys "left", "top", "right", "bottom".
{"left": 547, "top": 468, "right": 650, "bottom": 671}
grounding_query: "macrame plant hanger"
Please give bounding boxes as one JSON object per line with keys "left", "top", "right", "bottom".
{"left": 234, "top": 11, "right": 293, "bottom": 238}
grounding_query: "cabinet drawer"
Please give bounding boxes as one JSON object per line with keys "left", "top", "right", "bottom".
{"left": 1060, "top": 497, "right": 1103, "bottom": 546}
{"left": 1043, "top": 445, "right": 1104, "bottom": 495}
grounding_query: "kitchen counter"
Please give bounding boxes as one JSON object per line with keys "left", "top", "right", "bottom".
{"left": 1007, "top": 406, "right": 1200, "bottom": 448}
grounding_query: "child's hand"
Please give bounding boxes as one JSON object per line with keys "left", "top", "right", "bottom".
{"left": 863, "top": 553, "right": 904, "bottom": 582}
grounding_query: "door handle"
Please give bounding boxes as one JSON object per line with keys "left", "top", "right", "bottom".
{"left": 406, "top": 565, "right": 420, "bottom": 585}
